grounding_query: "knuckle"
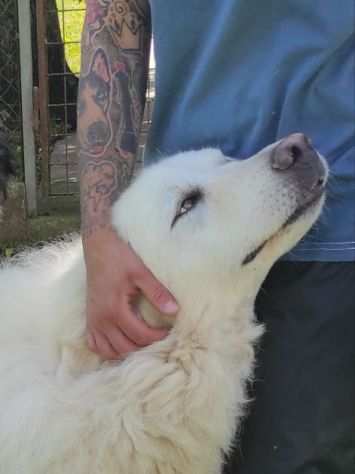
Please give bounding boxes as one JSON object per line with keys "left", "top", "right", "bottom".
{"left": 99, "top": 343, "right": 116, "bottom": 360}
{"left": 123, "top": 317, "right": 149, "bottom": 346}
{"left": 134, "top": 332, "right": 150, "bottom": 347}
{"left": 117, "top": 336, "right": 137, "bottom": 356}
{"left": 133, "top": 324, "right": 162, "bottom": 347}
{"left": 124, "top": 322, "right": 145, "bottom": 347}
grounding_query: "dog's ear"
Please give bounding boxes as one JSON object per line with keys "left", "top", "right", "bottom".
{"left": 91, "top": 48, "right": 111, "bottom": 84}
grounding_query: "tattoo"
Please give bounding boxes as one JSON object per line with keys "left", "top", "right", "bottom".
{"left": 80, "top": 157, "right": 133, "bottom": 236}
{"left": 110, "top": 54, "right": 145, "bottom": 156}
{"left": 78, "top": 48, "right": 112, "bottom": 157}
{"left": 78, "top": 0, "right": 151, "bottom": 238}
{"left": 86, "top": 0, "right": 149, "bottom": 50}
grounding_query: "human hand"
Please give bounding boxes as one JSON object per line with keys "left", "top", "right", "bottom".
{"left": 83, "top": 228, "right": 178, "bottom": 360}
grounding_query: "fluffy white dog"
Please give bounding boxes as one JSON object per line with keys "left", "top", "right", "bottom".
{"left": 0, "top": 134, "right": 327, "bottom": 474}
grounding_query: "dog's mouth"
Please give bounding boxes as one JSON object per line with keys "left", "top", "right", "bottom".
{"left": 281, "top": 187, "right": 325, "bottom": 228}
{"left": 242, "top": 188, "right": 325, "bottom": 266}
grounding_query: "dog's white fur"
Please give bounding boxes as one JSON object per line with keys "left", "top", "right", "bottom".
{"left": 0, "top": 144, "right": 326, "bottom": 474}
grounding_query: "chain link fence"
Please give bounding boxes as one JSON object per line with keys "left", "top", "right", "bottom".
{"left": 0, "top": 0, "right": 155, "bottom": 205}
{"left": 39, "top": 0, "right": 155, "bottom": 198}
{"left": 0, "top": 0, "right": 23, "bottom": 155}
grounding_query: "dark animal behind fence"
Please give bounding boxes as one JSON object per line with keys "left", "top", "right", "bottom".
{"left": 0, "top": 141, "right": 16, "bottom": 204}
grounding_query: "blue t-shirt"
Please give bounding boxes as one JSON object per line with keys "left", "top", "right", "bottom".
{"left": 146, "top": 0, "right": 355, "bottom": 261}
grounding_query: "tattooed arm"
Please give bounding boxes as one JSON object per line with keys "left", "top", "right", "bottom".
{"left": 79, "top": 0, "right": 151, "bottom": 233}
{"left": 78, "top": 0, "right": 178, "bottom": 359}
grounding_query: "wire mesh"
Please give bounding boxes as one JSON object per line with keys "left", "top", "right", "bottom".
{"left": 0, "top": 0, "right": 23, "bottom": 154}
{"left": 45, "top": 0, "right": 84, "bottom": 196}
{"left": 42, "top": 0, "right": 155, "bottom": 197}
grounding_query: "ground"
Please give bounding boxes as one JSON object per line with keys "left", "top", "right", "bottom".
{"left": 0, "top": 1, "right": 83, "bottom": 257}
{"left": 0, "top": 210, "right": 80, "bottom": 258}
{"left": 0, "top": 181, "right": 80, "bottom": 257}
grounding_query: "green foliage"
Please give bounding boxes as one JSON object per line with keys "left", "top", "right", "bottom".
{"left": 55, "top": 0, "right": 86, "bottom": 75}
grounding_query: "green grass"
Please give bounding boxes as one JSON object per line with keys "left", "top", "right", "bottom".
{"left": 56, "top": 0, "right": 86, "bottom": 75}
{"left": 24, "top": 213, "right": 80, "bottom": 244}
{"left": 0, "top": 212, "right": 80, "bottom": 257}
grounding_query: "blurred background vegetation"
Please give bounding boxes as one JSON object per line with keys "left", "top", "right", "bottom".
{"left": 56, "top": 0, "right": 85, "bottom": 74}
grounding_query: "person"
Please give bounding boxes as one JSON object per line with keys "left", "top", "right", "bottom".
{"left": 78, "top": 1, "right": 355, "bottom": 473}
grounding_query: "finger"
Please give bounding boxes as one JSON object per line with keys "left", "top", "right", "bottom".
{"left": 104, "top": 324, "right": 140, "bottom": 356}
{"left": 116, "top": 300, "right": 170, "bottom": 347}
{"left": 91, "top": 330, "right": 120, "bottom": 360}
{"left": 87, "top": 332, "right": 97, "bottom": 352}
{"left": 135, "top": 268, "right": 179, "bottom": 315}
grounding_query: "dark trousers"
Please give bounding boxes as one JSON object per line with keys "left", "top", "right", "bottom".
{"left": 224, "top": 262, "right": 355, "bottom": 474}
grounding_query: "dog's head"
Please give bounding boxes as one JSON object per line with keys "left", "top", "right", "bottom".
{"left": 113, "top": 134, "right": 327, "bottom": 323}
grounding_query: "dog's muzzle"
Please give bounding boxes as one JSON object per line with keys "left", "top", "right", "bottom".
{"left": 271, "top": 133, "right": 327, "bottom": 195}
{"left": 241, "top": 133, "right": 328, "bottom": 266}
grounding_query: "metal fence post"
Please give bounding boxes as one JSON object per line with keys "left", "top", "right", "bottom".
{"left": 18, "top": 0, "right": 37, "bottom": 216}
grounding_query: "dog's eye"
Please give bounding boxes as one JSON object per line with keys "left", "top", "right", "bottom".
{"left": 171, "top": 189, "right": 203, "bottom": 228}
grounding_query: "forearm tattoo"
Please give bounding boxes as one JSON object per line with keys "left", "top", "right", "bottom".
{"left": 78, "top": 0, "right": 151, "bottom": 238}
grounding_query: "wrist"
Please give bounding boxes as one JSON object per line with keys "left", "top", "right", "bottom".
{"left": 82, "top": 225, "right": 121, "bottom": 264}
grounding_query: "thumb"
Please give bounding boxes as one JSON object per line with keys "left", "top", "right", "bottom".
{"left": 136, "top": 269, "right": 179, "bottom": 315}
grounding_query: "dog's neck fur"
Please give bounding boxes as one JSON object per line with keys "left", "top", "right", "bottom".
{"left": 121, "top": 297, "right": 262, "bottom": 473}
{"left": 57, "top": 269, "right": 261, "bottom": 474}
{"left": 135, "top": 289, "right": 262, "bottom": 391}
{"left": 51, "top": 251, "right": 263, "bottom": 474}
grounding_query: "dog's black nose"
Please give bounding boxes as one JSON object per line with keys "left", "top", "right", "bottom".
{"left": 271, "top": 133, "right": 313, "bottom": 170}
{"left": 271, "top": 133, "right": 326, "bottom": 191}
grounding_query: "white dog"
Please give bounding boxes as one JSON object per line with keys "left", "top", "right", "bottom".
{"left": 0, "top": 134, "right": 327, "bottom": 474}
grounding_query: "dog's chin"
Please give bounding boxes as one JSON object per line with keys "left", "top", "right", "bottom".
{"left": 282, "top": 188, "right": 326, "bottom": 230}
{"left": 243, "top": 190, "right": 325, "bottom": 266}
{"left": 270, "top": 190, "right": 326, "bottom": 256}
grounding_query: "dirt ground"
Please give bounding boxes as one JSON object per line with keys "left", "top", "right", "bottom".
{"left": 0, "top": 180, "right": 80, "bottom": 257}
{"left": 0, "top": 211, "right": 80, "bottom": 257}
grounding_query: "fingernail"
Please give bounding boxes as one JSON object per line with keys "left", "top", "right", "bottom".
{"left": 162, "top": 300, "right": 179, "bottom": 314}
